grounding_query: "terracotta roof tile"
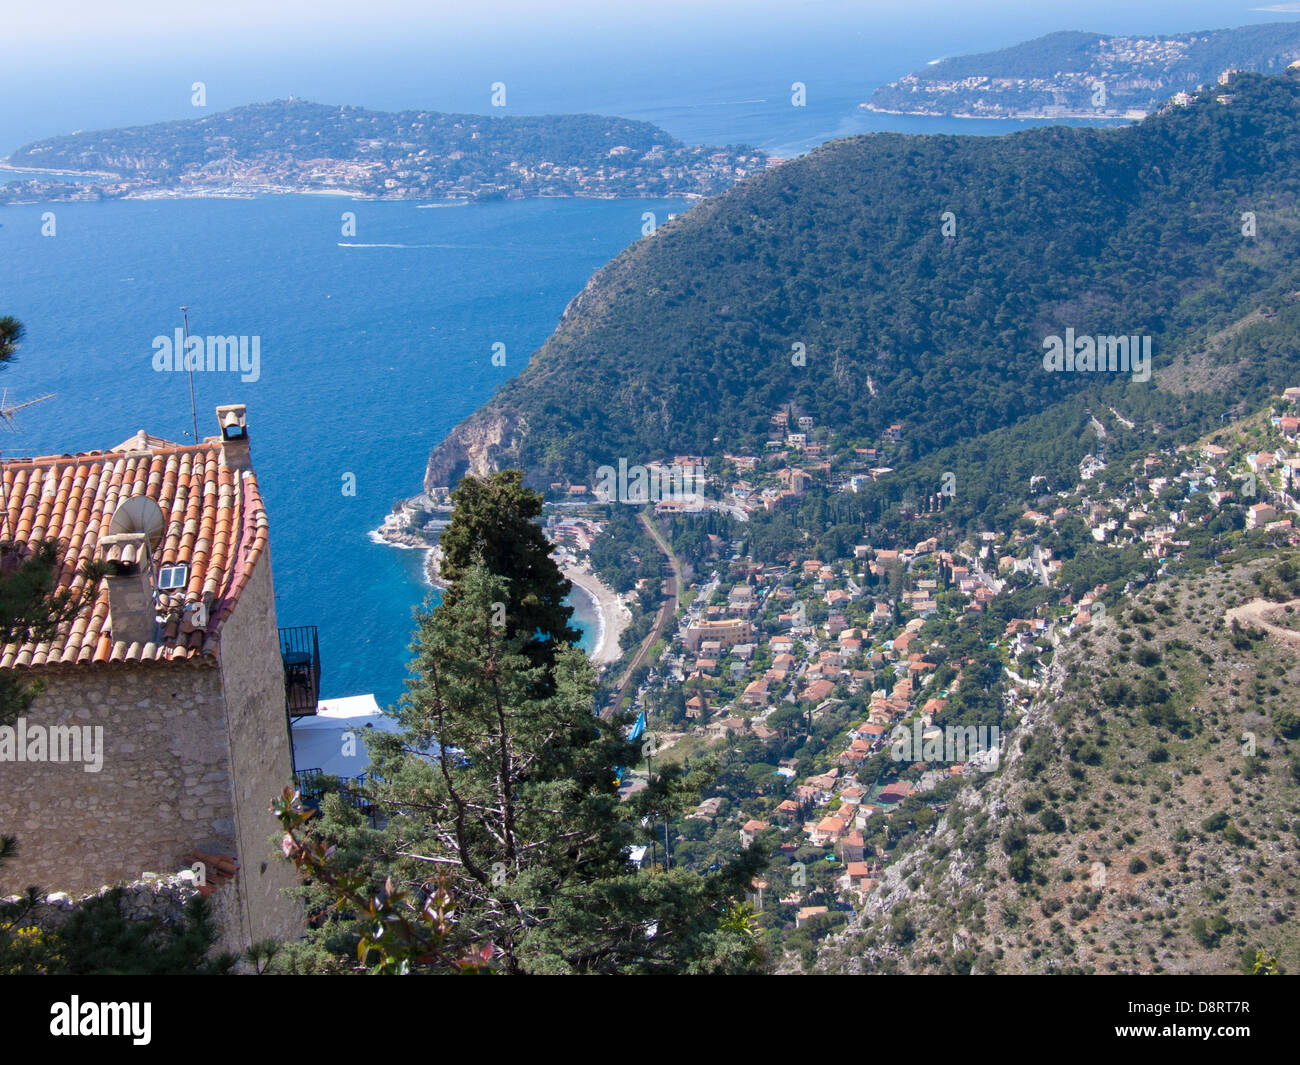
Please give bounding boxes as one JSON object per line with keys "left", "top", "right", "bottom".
{"left": 0, "top": 434, "right": 268, "bottom": 670}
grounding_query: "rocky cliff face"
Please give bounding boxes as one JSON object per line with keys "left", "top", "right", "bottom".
{"left": 422, "top": 409, "right": 530, "bottom": 493}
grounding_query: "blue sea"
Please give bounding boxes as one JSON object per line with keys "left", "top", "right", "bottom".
{"left": 0, "top": 195, "right": 673, "bottom": 705}
{"left": 1, "top": 0, "right": 1283, "bottom": 706}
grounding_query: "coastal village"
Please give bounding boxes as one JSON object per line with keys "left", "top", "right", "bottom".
{"left": 2, "top": 101, "right": 768, "bottom": 204}
{"left": 514, "top": 384, "right": 1300, "bottom": 935}
{"left": 12, "top": 0, "right": 1300, "bottom": 989}
{"left": 3, "top": 143, "right": 766, "bottom": 205}
{"left": 864, "top": 36, "right": 1264, "bottom": 120}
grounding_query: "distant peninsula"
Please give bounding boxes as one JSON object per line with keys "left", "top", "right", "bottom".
{"left": 0, "top": 99, "right": 767, "bottom": 204}
{"left": 864, "top": 22, "right": 1300, "bottom": 120}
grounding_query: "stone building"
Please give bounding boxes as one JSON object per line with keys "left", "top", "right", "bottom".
{"left": 682, "top": 617, "right": 753, "bottom": 653}
{"left": 0, "top": 405, "right": 305, "bottom": 951}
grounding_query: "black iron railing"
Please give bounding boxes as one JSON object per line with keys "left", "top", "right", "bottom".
{"left": 294, "top": 767, "right": 326, "bottom": 810}
{"left": 292, "top": 767, "right": 379, "bottom": 825}
{"left": 280, "top": 625, "right": 320, "bottom": 717}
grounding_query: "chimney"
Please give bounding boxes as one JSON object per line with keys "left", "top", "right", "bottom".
{"left": 99, "top": 531, "right": 158, "bottom": 645}
{"left": 215, "top": 404, "right": 250, "bottom": 471}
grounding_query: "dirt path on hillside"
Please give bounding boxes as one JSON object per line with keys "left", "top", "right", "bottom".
{"left": 1224, "top": 597, "right": 1300, "bottom": 651}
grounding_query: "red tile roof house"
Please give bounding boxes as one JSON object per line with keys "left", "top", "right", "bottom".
{"left": 838, "top": 861, "right": 878, "bottom": 900}
{"left": 0, "top": 406, "right": 304, "bottom": 954}
{"left": 877, "top": 780, "right": 913, "bottom": 806}
{"left": 773, "top": 798, "right": 801, "bottom": 822}
{"left": 836, "top": 830, "right": 866, "bottom": 864}
{"left": 795, "top": 905, "right": 828, "bottom": 929}
{"left": 808, "top": 815, "right": 847, "bottom": 846}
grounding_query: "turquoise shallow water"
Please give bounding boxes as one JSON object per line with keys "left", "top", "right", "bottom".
{"left": 0, "top": 194, "right": 680, "bottom": 706}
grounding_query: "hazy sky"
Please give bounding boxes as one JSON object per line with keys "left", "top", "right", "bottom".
{"left": 12, "top": 0, "right": 1283, "bottom": 46}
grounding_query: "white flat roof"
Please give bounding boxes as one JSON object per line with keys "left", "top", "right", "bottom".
{"left": 291, "top": 693, "right": 400, "bottom": 779}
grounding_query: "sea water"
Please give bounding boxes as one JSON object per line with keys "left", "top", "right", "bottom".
{"left": 0, "top": 194, "right": 674, "bottom": 705}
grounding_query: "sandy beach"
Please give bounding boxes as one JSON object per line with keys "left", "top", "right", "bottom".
{"left": 372, "top": 528, "right": 624, "bottom": 659}
{"left": 564, "top": 564, "right": 631, "bottom": 666}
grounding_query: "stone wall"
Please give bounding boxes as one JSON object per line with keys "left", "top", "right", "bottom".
{"left": 6, "top": 868, "right": 245, "bottom": 963}
{"left": 0, "top": 544, "right": 304, "bottom": 952}
{"left": 214, "top": 540, "right": 305, "bottom": 946}
{"left": 0, "top": 662, "right": 235, "bottom": 898}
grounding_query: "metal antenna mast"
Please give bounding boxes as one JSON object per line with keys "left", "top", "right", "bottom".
{"left": 0, "top": 389, "right": 55, "bottom": 432}
{"left": 182, "top": 306, "right": 198, "bottom": 444}
{"left": 0, "top": 388, "right": 55, "bottom": 543}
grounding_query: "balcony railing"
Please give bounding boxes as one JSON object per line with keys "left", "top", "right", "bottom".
{"left": 280, "top": 625, "right": 320, "bottom": 717}
{"left": 294, "top": 766, "right": 326, "bottom": 810}
{"left": 291, "top": 767, "right": 379, "bottom": 826}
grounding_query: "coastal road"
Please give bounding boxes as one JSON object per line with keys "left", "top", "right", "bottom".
{"left": 601, "top": 511, "right": 682, "bottom": 721}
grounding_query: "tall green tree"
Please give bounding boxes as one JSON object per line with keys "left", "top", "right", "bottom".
{"left": 283, "top": 563, "right": 766, "bottom": 973}
{"left": 0, "top": 316, "right": 105, "bottom": 772}
{"left": 0, "top": 317, "right": 23, "bottom": 366}
{"left": 0, "top": 317, "right": 102, "bottom": 727}
{"left": 280, "top": 475, "right": 768, "bottom": 973}
{"left": 437, "top": 470, "right": 580, "bottom": 674}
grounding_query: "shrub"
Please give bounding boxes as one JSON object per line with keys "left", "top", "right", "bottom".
{"left": 1202, "top": 811, "right": 1229, "bottom": 833}
{"left": 1272, "top": 708, "right": 1300, "bottom": 740}
{"left": 1134, "top": 645, "right": 1162, "bottom": 667}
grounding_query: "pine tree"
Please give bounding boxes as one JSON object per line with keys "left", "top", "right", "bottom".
{"left": 307, "top": 564, "right": 767, "bottom": 972}
{"left": 436, "top": 470, "right": 580, "bottom": 675}
{"left": 0, "top": 316, "right": 22, "bottom": 367}
{"left": 0, "top": 316, "right": 103, "bottom": 725}
{"left": 283, "top": 474, "right": 768, "bottom": 973}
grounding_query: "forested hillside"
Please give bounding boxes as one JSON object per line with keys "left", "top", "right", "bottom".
{"left": 423, "top": 70, "right": 1300, "bottom": 493}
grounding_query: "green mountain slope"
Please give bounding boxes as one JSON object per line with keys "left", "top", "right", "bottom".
{"left": 811, "top": 554, "right": 1300, "bottom": 975}
{"left": 422, "top": 71, "right": 1300, "bottom": 492}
